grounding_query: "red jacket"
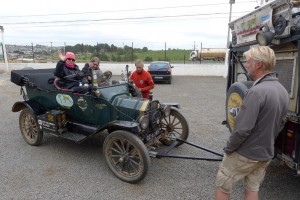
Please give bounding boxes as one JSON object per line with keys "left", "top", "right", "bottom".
{"left": 130, "top": 69, "right": 154, "bottom": 98}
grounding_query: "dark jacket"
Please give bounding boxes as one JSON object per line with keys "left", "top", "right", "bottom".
{"left": 54, "top": 60, "right": 87, "bottom": 89}
{"left": 81, "top": 63, "right": 102, "bottom": 84}
{"left": 224, "top": 72, "right": 289, "bottom": 161}
{"left": 81, "top": 63, "right": 93, "bottom": 76}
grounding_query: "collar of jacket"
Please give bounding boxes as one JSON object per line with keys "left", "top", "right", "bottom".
{"left": 253, "top": 71, "right": 278, "bottom": 86}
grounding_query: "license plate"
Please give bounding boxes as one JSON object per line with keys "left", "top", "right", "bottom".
{"left": 154, "top": 76, "right": 163, "bottom": 79}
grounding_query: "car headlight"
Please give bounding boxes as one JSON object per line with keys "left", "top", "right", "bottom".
{"left": 150, "top": 100, "right": 159, "bottom": 109}
{"left": 163, "top": 105, "right": 171, "bottom": 117}
{"left": 139, "top": 115, "right": 149, "bottom": 130}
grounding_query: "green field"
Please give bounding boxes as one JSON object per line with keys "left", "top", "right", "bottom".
{"left": 72, "top": 49, "right": 192, "bottom": 63}
{"left": 134, "top": 49, "right": 191, "bottom": 62}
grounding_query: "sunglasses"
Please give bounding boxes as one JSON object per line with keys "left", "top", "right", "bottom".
{"left": 67, "top": 58, "right": 75, "bottom": 62}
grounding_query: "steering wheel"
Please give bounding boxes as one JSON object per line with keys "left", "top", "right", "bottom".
{"left": 97, "top": 70, "right": 112, "bottom": 85}
{"left": 53, "top": 77, "right": 74, "bottom": 92}
{"left": 102, "top": 70, "right": 112, "bottom": 80}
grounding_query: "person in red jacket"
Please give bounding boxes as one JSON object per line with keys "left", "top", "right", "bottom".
{"left": 130, "top": 59, "right": 154, "bottom": 99}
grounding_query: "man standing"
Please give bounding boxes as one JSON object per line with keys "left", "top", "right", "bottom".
{"left": 215, "top": 46, "right": 289, "bottom": 200}
{"left": 130, "top": 59, "right": 154, "bottom": 99}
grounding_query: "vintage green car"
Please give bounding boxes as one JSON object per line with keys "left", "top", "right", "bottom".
{"left": 10, "top": 67, "right": 189, "bottom": 183}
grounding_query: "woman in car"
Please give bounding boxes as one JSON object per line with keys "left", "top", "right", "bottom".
{"left": 54, "top": 50, "right": 90, "bottom": 93}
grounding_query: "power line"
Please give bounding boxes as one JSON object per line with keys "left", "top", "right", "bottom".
{"left": 2, "top": 11, "right": 252, "bottom": 26}
{"left": 7, "top": 15, "right": 244, "bottom": 29}
{"left": 0, "top": 1, "right": 257, "bottom": 19}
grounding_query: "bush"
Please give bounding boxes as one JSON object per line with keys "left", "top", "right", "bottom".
{"left": 99, "top": 53, "right": 109, "bottom": 61}
{"left": 144, "top": 56, "right": 153, "bottom": 62}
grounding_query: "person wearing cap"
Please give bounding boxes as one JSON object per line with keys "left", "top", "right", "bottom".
{"left": 54, "top": 50, "right": 89, "bottom": 93}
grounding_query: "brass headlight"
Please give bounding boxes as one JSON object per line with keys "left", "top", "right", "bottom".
{"left": 139, "top": 115, "right": 149, "bottom": 130}
{"left": 150, "top": 100, "right": 159, "bottom": 109}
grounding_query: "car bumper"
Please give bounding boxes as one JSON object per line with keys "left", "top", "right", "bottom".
{"left": 151, "top": 75, "right": 171, "bottom": 82}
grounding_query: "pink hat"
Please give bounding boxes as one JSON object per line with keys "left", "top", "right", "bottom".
{"left": 65, "top": 52, "right": 75, "bottom": 60}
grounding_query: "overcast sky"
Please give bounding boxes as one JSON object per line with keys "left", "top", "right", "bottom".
{"left": 0, "top": 0, "right": 260, "bottom": 50}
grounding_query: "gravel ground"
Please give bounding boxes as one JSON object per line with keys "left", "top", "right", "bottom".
{"left": 1, "top": 72, "right": 300, "bottom": 200}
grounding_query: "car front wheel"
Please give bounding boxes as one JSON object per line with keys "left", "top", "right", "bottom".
{"left": 159, "top": 108, "right": 189, "bottom": 147}
{"left": 103, "top": 130, "right": 150, "bottom": 183}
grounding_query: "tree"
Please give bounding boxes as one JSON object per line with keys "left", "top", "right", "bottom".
{"left": 116, "top": 55, "right": 122, "bottom": 62}
{"left": 124, "top": 52, "right": 137, "bottom": 62}
{"left": 99, "top": 53, "right": 109, "bottom": 61}
{"left": 111, "top": 44, "right": 118, "bottom": 52}
{"left": 111, "top": 54, "right": 116, "bottom": 62}
{"left": 142, "top": 47, "right": 148, "bottom": 52}
{"left": 144, "top": 56, "right": 152, "bottom": 62}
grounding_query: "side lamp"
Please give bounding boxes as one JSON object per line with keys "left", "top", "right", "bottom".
{"left": 256, "top": 25, "right": 275, "bottom": 46}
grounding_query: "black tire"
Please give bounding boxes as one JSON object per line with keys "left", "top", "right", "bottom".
{"left": 19, "top": 108, "right": 43, "bottom": 146}
{"left": 103, "top": 130, "right": 150, "bottom": 183}
{"left": 159, "top": 108, "right": 189, "bottom": 147}
{"left": 225, "top": 81, "right": 253, "bottom": 132}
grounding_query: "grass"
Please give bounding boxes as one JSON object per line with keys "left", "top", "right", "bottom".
{"left": 135, "top": 49, "right": 191, "bottom": 62}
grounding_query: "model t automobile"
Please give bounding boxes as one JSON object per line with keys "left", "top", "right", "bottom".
{"left": 10, "top": 66, "right": 189, "bottom": 183}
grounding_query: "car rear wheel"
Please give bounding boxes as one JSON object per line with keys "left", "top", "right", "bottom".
{"left": 159, "top": 108, "right": 189, "bottom": 147}
{"left": 19, "top": 108, "right": 43, "bottom": 146}
{"left": 103, "top": 130, "right": 150, "bottom": 183}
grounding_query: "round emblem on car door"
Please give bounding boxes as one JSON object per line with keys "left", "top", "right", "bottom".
{"left": 56, "top": 94, "right": 74, "bottom": 108}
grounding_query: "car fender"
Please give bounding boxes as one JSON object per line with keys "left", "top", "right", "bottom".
{"left": 106, "top": 120, "right": 140, "bottom": 135}
{"left": 12, "top": 100, "right": 46, "bottom": 115}
{"left": 160, "top": 103, "right": 181, "bottom": 109}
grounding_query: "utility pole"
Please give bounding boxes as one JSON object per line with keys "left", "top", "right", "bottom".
{"left": 0, "top": 26, "right": 9, "bottom": 72}
{"left": 50, "top": 42, "right": 53, "bottom": 62}
{"left": 64, "top": 42, "right": 66, "bottom": 53}
{"left": 164, "top": 42, "right": 166, "bottom": 61}
{"left": 193, "top": 41, "right": 195, "bottom": 51}
{"left": 31, "top": 42, "right": 35, "bottom": 63}
{"left": 122, "top": 42, "right": 124, "bottom": 62}
{"left": 96, "top": 42, "right": 99, "bottom": 54}
{"left": 227, "top": 0, "right": 235, "bottom": 48}
{"left": 131, "top": 42, "right": 133, "bottom": 63}
{"left": 200, "top": 42, "right": 202, "bottom": 64}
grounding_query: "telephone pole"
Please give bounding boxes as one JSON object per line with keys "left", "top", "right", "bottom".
{"left": 50, "top": 42, "right": 53, "bottom": 62}
{"left": 227, "top": 0, "right": 235, "bottom": 48}
{"left": 0, "top": 26, "right": 9, "bottom": 72}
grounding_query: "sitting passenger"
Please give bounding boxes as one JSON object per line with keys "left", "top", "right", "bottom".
{"left": 81, "top": 57, "right": 102, "bottom": 86}
{"left": 81, "top": 57, "right": 111, "bottom": 87}
{"left": 54, "top": 50, "right": 90, "bottom": 94}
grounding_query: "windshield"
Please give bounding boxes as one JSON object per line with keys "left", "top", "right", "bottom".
{"left": 150, "top": 63, "right": 169, "bottom": 69}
